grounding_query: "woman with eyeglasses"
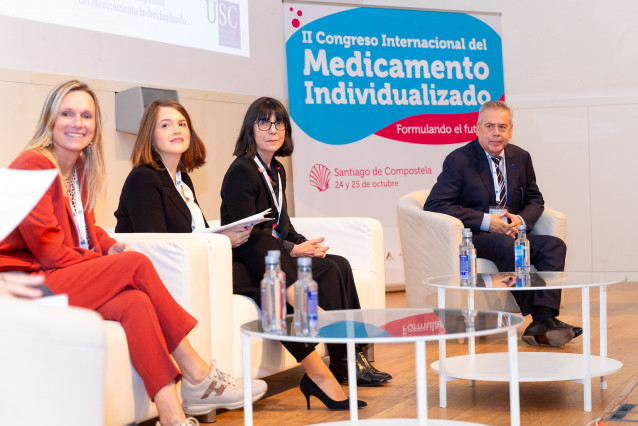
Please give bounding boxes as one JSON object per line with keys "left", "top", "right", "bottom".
{"left": 220, "top": 97, "right": 392, "bottom": 409}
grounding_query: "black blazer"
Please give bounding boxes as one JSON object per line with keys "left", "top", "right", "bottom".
{"left": 115, "top": 164, "right": 207, "bottom": 233}
{"left": 220, "top": 155, "right": 306, "bottom": 251}
{"left": 424, "top": 139, "right": 544, "bottom": 233}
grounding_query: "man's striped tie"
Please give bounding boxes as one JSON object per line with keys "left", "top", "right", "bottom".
{"left": 491, "top": 156, "right": 506, "bottom": 208}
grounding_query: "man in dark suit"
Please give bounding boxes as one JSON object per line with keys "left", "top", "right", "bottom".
{"left": 424, "top": 100, "right": 581, "bottom": 347}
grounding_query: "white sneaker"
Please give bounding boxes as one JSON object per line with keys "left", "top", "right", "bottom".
{"left": 155, "top": 417, "right": 199, "bottom": 426}
{"left": 181, "top": 360, "right": 268, "bottom": 415}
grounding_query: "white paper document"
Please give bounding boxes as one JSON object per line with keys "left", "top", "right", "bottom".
{"left": 0, "top": 168, "right": 58, "bottom": 241}
{"left": 196, "top": 208, "right": 274, "bottom": 234}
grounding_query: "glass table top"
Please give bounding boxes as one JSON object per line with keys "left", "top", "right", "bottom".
{"left": 241, "top": 308, "right": 524, "bottom": 344}
{"left": 425, "top": 271, "right": 628, "bottom": 291}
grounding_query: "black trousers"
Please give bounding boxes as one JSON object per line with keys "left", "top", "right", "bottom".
{"left": 472, "top": 233, "right": 567, "bottom": 317}
{"left": 232, "top": 230, "right": 361, "bottom": 362}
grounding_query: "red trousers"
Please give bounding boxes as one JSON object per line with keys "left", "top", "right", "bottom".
{"left": 45, "top": 251, "right": 197, "bottom": 399}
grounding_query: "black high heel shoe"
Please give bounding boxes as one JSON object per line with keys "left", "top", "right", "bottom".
{"left": 329, "top": 351, "right": 389, "bottom": 387}
{"left": 299, "top": 374, "right": 367, "bottom": 410}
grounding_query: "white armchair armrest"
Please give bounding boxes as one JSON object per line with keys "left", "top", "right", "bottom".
{"left": 0, "top": 299, "right": 105, "bottom": 425}
{"left": 290, "top": 217, "right": 386, "bottom": 310}
{"left": 189, "top": 233, "right": 235, "bottom": 373}
{"left": 104, "top": 232, "right": 222, "bottom": 424}
{"left": 533, "top": 206, "right": 567, "bottom": 243}
{"left": 109, "top": 233, "right": 215, "bottom": 359}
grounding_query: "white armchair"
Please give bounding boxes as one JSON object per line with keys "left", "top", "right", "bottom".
{"left": 209, "top": 216, "right": 386, "bottom": 377}
{"left": 0, "top": 298, "right": 105, "bottom": 426}
{"left": 397, "top": 189, "right": 567, "bottom": 310}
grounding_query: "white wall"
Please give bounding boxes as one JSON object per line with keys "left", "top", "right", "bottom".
{"left": 0, "top": 1, "right": 286, "bottom": 98}
{"left": 500, "top": 1, "right": 638, "bottom": 279}
{"left": 0, "top": 0, "right": 636, "bottom": 279}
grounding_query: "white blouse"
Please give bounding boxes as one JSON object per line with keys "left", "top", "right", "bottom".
{"left": 170, "top": 169, "right": 206, "bottom": 231}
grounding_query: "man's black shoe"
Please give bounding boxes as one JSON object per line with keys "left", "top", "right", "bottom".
{"left": 521, "top": 321, "right": 546, "bottom": 346}
{"left": 537, "top": 317, "right": 576, "bottom": 347}
{"left": 522, "top": 318, "right": 581, "bottom": 347}
{"left": 550, "top": 317, "right": 582, "bottom": 338}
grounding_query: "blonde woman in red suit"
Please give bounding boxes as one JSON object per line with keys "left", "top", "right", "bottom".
{"left": 0, "top": 80, "right": 265, "bottom": 426}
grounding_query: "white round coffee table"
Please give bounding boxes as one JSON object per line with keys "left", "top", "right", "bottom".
{"left": 241, "top": 308, "right": 524, "bottom": 426}
{"left": 425, "top": 271, "right": 628, "bottom": 412}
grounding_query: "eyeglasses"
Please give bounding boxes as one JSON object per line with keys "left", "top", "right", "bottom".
{"left": 255, "top": 119, "right": 286, "bottom": 131}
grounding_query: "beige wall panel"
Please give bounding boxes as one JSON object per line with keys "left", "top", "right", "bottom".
{"left": 514, "top": 107, "right": 592, "bottom": 272}
{"left": 589, "top": 104, "right": 638, "bottom": 278}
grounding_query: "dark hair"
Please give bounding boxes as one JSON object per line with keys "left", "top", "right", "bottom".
{"left": 131, "top": 98, "right": 206, "bottom": 172}
{"left": 233, "top": 97, "right": 294, "bottom": 158}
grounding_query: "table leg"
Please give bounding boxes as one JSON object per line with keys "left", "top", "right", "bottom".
{"left": 242, "top": 332, "right": 253, "bottom": 426}
{"left": 438, "top": 287, "right": 447, "bottom": 408}
{"left": 468, "top": 289, "right": 476, "bottom": 387}
{"left": 416, "top": 340, "right": 428, "bottom": 426}
{"left": 582, "top": 287, "right": 592, "bottom": 411}
{"left": 507, "top": 327, "right": 520, "bottom": 426}
{"left": 600, "top": 285, "right": 608, "bottom": 390}
{"left": 347, "top": 341, "right": 358, "bottom": 420}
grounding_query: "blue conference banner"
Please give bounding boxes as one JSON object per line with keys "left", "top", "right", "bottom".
{"left": 286, "top": 6, "right": 503, "bottom": 146}
{"left": 285, "top": 4, "right": 504, "bottom": 284}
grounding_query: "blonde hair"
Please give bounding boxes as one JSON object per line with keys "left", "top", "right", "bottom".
{"left": 24, "top": 80, "right": 106, "bottom": 211}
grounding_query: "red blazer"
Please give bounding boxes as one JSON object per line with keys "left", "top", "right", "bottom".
{"left": 0, "top": 151, "right": 116, "bottom": 272}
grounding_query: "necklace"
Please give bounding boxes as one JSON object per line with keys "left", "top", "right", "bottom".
{"left": 65, "top": 169, "right": 90, "bottom": 249}
{"left": 65, "top": 175, "right": 78, "bottom": 212}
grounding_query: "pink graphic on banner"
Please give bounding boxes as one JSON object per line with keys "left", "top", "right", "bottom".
{"left": 381, "top": 312, "right": 447, "bottom": 337}
{"left": 375, "top": 112, "right": 479, "bottom": 145}
{"left": 289, "top": 6, "right": 304, "bottom": 28}
{"left": 309, "top": 163, "right": 331, "bottom": 191}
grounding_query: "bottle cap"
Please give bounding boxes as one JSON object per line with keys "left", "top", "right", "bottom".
{"left": 462, "top": 228, "right": 472, "bottom": 238}
{"left": 265, "top": 255, "right": 277, "bottom": 265}
{"left": 517, "top": 225, "right": 525, "bottom": 231}
{"left": 298, "top": 257, "right": 312, "bottom": 266}
{"left": 267, "top": 250, "right": 281, "bottom": 258}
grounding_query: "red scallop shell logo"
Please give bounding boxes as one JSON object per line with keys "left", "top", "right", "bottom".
{"left": 309, "top": 164, "right": 331, "bottom": 191}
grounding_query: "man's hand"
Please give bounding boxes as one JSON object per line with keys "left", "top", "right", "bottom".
{"left": 488, "top": 210, "right": 517, "bottom": 238}
{"left": 505, "top": 212, "right": 523, "bottom": 233}
{"left": 290, "top": 237, "right": 329, "bottom": 258}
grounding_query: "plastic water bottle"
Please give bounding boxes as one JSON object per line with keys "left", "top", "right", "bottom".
{"left": 267, "top": 249, "right": 287, "bottom": 295}
{"left": 459, "top": 228, "right": 477, "bottom": 286}
{"left": 514, "top": 225, "right": 531, "bottom": 283}
{"left": 260, "top": 255, "right": 286, "bottom": 334}
{"left": 293, "top": 257, "right": 318, "bottom": 336}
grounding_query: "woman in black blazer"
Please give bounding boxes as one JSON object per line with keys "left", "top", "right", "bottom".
{"left": 114, "top": 99, "right": 268, "bottom": 417}
{"left": 221, "top": 97, "right": 392, "bottom": 407}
